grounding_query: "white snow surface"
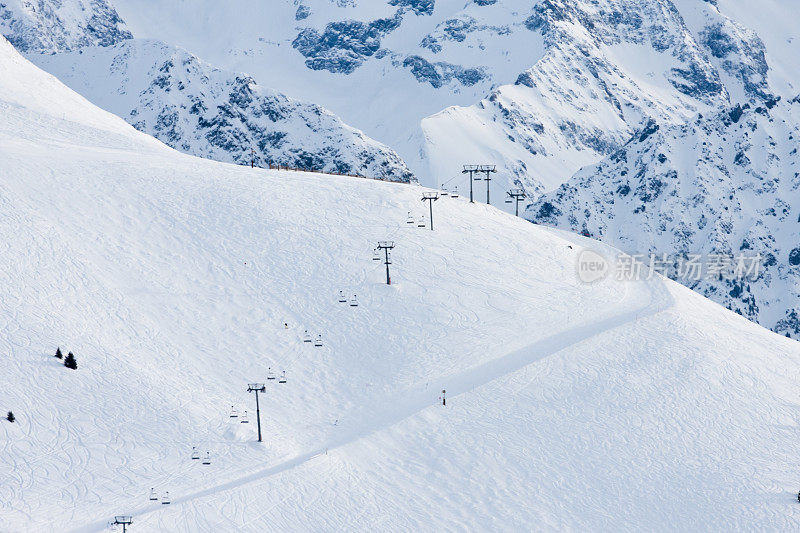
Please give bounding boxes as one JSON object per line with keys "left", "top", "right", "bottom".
{"left": 3, "top": 34, "right": 800, "bottom": 532}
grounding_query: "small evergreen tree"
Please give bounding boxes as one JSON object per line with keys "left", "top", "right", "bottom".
{"left": 55, "top": 347, "right": 63, "bottom": 359}
{"left": 64, "top": 352, "right": 77, "bottom": 370}
{"left": 6, "top": 411, "right": 14, "bottom": 423}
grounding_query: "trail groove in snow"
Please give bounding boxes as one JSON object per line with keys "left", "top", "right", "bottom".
{"left": 74, "top": 260, "right": 674, "bottom": 532}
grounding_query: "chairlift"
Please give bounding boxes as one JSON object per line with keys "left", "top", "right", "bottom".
{"left": 406, "top": 211, "right": 414, "bottom": 224}
{"left": 229, "top": 406, "right": 238, "bottom": 418}
{"left": 350, "top": 295, "right": 359, "bottom": 307}
{"left": 372, "top": 248, "right": 381, "bottom": 261}
{"left": 417, "top": 216, "right": 427, "bottom": 228}
{"left": 191, "top": 446, "right": 200, "bottom": 460}
{"left": 161, "top": 491, "right": 171, "bottom": 505}
{"left": 303, "top": 330, "right": 312, "bottom": 343}
{"left": 338, "top": 290, "right": 347, "bottom": 303}
{"left": 240, "top": 410, "right": 249, "bottom": 424}
{"left": 314, "top": 335, "right": 323, "bottom": 347}
{"left": 441, "top": 187, "right": 449, "bottom": 197}
{"left": 149, "top": 488, "right": 158, "bottom": 501}
{"left": 267, "top": 367, "right": 276, "bottom": 380}
{"left": 451, "top": 186, "right": 459, "bottom": 199}
{"left": 279, "top": 371, "right": 287, "bottom": 384}
{"left": 202, "top": 452, "right": 211, "bottom": 465}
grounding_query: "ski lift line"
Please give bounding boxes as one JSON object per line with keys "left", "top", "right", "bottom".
{"left": 439, "top": 175, "right": 461, "bottom": 187}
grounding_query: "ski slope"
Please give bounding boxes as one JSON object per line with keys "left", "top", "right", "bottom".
{"left": 2, "top": 35, "right": 800, "bottom": 531}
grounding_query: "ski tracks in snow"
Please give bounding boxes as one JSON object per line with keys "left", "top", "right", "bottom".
{"left": 72, "top": 254, "right": 675, "bottom": 533}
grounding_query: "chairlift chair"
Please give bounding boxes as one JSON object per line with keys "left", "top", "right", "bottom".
{"left": 338, "top": 290, "right": 347, "bottom": 303}
{"left": 303, "top": 330, "right": 312, "bottom": 343}
{"left": 350, "top": 295, "right": 358, "bottom": 307}
{"left": 279, "top": 371, "right": 287, "bottom": 384}
{"left": 202, "top": 452, "right": 211, "bottom": 465}
{"left": 161, "top": 492, "right": 171, "bottom": 505}
{"left": 417, "top": 216, "right": 427, "bottom": 228}
{"left": 406, "top": 211, "right": 414, "bottom": 224}
{"left": 314, "top": 335, "right": 323, "bottom": 347}
{"left": 267, "top": 367, "right": 276, "bottom": 380}
{"left": 229, "top": 406, "right": 238, "bottom": 418}
{"left": 191, "top": 446, "right": 200, "bottom": 460}
{"left": 441, "top": 187, "right": 449, "bottom": 196}
{"left": 240, "top": 410, "right": 249, "bottom": 424}
{"left": 149, "top": 488, "right": 158, "bottom": 501}
{"left": 373, "top": 248, "right": 381, "bottom": 261}
{"left": 451, "top": 186, "right": 459, "bottom": 199}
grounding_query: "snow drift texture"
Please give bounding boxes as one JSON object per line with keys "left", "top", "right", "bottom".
{"left": 3, "top": 32, "right": 800, "bottom": 531}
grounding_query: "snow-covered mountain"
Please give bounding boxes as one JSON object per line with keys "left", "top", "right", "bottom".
{"left": 0, "top": 0, "right": 130, "bottom": 53}
{"left": 31, "top": 39, "right": 414, "bottom": 180}
{"left": 100, "top": 0, "right": 551, "bottom": 184}
{"left": 5, "top": 33, "right": 800, "bottom": 531}
{"left": 1, "top": 1, "right": 414, "bottom": 181}
{"left": 5, "top": 0, "right": 798, "bottom": 192}
{"left": 423, "top": 0, "right": 791, "bottom": 196}
{"left": 529, "top": 97, "right": 800, "bottom": 337}
{"left": 69, "top": 0, "right": 798, "bottom": 193}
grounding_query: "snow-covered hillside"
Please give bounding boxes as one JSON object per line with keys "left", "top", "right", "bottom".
{"left": 3, "top": 33, "right": 800, "bottom": 532}
{"left": 31, "top": 39, "right": 413, "bottom": 181}
{"left": 529, "top": 97, "right": 800, "bottom": 337}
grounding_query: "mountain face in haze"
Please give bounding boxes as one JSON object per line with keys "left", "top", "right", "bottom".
{"left": 529, "top": 97, "right": 800, "bottom": 337}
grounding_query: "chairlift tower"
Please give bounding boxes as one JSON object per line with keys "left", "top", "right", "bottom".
{"left": 113, "top": 516, "right": 133, "bottom": 533}
{"left": 247, "top": 383, "right": 266, "bottom": 442}
{"left": 506, "top": 188, "right": 526, "bottom": 216}
{"left": 422, "top": 192, "right": 439, "bottom": 231}
{"left": 377, "top": 241, "right": 395, "bottom": 285}
{"left": 476, "top": 165, "right": 497, "bottom": 205}
{"left": 463, "top": 165, "right": 496, "bottom": 204}
{"left": 462, "top": 165, "right": 479, "bottom": 203}
{"left": 247, "top": 376, "right": 286, "bottom": 443}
